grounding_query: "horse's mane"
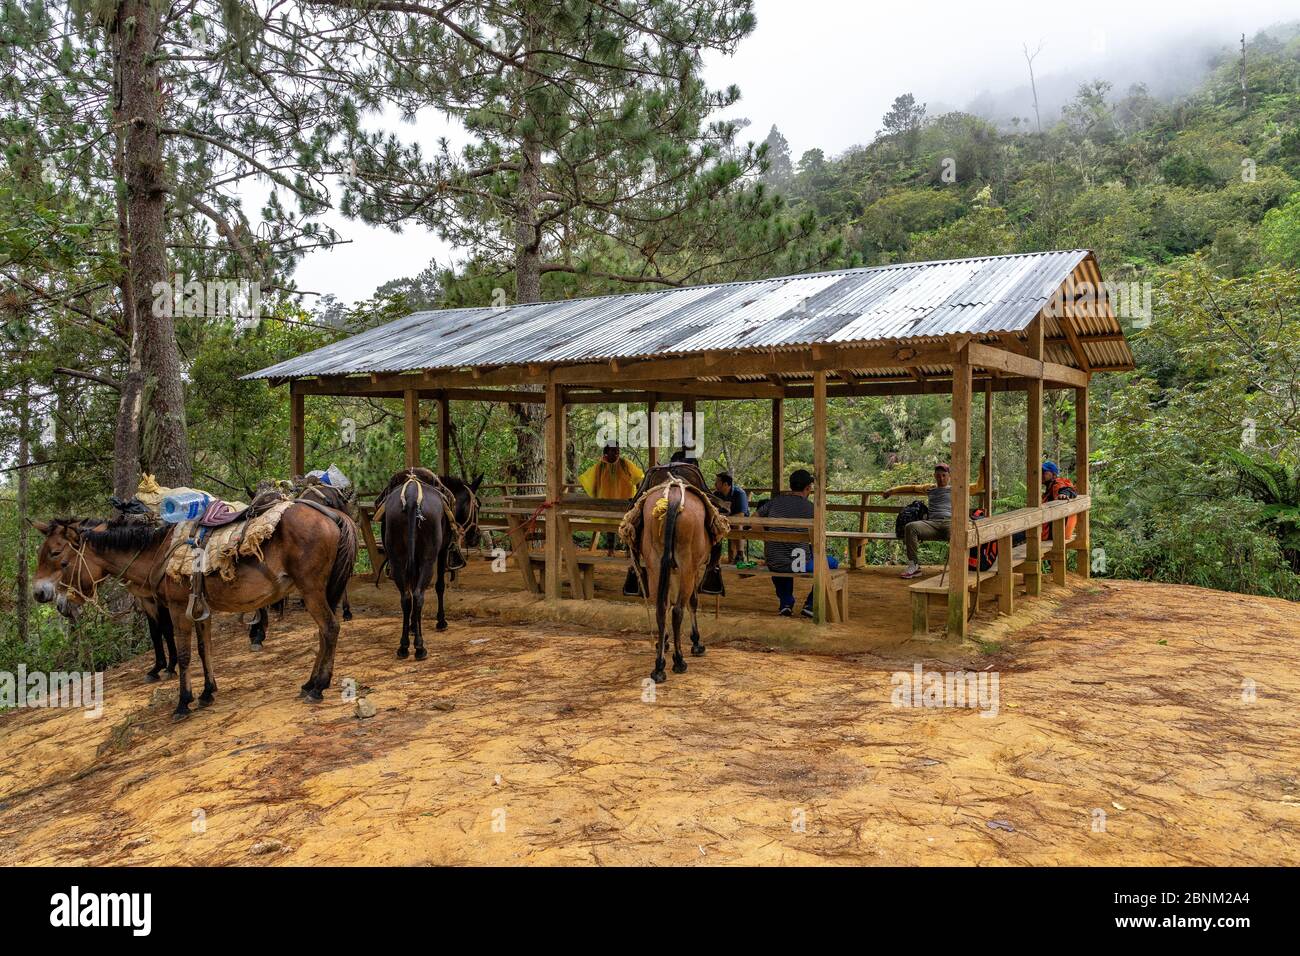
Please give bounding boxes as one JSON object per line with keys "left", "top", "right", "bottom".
{"left": 62, "top": 515, "right": 169, "bottom": 552}
{"left": 439, "top": 474, "right": 470, "bottom": 496}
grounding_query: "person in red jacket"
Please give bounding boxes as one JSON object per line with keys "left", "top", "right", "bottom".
{"left": 1041, "top": 461, "right": 1078, "bottom": 541}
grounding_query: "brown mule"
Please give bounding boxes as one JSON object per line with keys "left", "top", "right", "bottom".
{"left": 33, "top": 503, "right": 357, "bottom": 717}
{"left": 248, "top": 482, "right": 358, "bottom": 648}
{"left": 638, "top": 481, "right": 711, "bottom": 683}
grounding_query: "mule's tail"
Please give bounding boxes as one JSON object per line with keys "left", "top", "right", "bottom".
{"left": 327, "top": 513, "right": 358, "bottom": 614}
{"left": 404, "top": 479, "right": 421, "bottom": 593}
{"left": 656, "top": 485, "right": 682, "bottom": 622}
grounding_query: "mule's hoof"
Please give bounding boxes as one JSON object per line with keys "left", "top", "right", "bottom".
{"left": 198, "top": 693, "right": 214, "bottom": 706}
{"left": 672, "top": 660, "right": 688, "bottom": 674}
{"left": 249, "top": 640, "right": 264, "bottom": 651}
{"left": 343, "top": 609, "right": 353, "bottom": 622}
{"left": 691, "top": 644, "right": 706, "bottom": 656}
{"left": 304, "top": 689, "right": 324, "bottom": 703}
{"left": 172, "top": 706, "right": 190, "bottom": 721}
{"left": 396, "top": 646, "right": 409, "bottom": 659}
{"left": 651, "top": 670, "right": 667, "bottom": 684}
{"left": 436, "top": 619, "right": 448, "bottom": 631}
{"left": 414, "top": 647, "right": 428, "bottom": 661}
{"left": 145, "top": 671, "right": 161, "bottom": 683}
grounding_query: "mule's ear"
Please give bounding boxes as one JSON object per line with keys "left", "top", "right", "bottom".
{"left": 31, "top": 519, "right": 50, "bottom": 534}
{"left": 470, "top": 474, "right": 484, "bottom": 493}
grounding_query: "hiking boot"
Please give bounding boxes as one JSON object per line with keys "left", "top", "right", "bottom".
{"left": 900, "top": 563, "right": 922, "bottom": 579}
{"left": 801, "top": 606, "right": 815, "bottom": 618}
{"left": 699, "top": 565, "right": 725, "bottom": 596}
{"left": 779, "top": 606, "right": 793, "bottom": 617}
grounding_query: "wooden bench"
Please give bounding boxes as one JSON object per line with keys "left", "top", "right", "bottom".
{"left": 908, "top": 495, "right": 1091, "bottom": 636}
{"left": 910, "top": 543, "right": 1027, "bottom": 636}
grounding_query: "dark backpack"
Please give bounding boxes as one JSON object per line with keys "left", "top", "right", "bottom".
{"left": 895, "top": 500, "right": 929, "bottom": 539}
{"left": 967, "top": 508, "right": 999, "bottom": 572}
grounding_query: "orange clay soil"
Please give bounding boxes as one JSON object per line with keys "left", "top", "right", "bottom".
{"left": 0, "top": 570, "right": 1297, "bottom": 866}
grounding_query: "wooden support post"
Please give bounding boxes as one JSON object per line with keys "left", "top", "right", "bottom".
{"left": 983, "top": 378, "right": 995, "bottom": 513}
{"left": 437, "top": 392, "right": 451, "bottom": 476}
{"left": 812, "top": 373, "right": 828, "bottom": 624}
{"left": 771, "top": 398, "right": 784, "bottom": 493}
{"left": 682, "top": 397, "right": 697, "bottom": 456}
{"left": 647, "top": 398, "right": 658, "bottom": 469}
{"left": 1050, "top": 518, "right": 1068, "bottom": 585}
{"left": 543, "top": 381, "right": 565, "bottom": 600}
{"left": 996, "top": 534, "right": 1014, "bottom": 614}
{"left": 852, "top": 491, "right": 869, "bottom": 569}
{"left": 403, "top": 388, "right": 421, "bottom": 469}
{"left": 947, "top": 347, "right": 973, "bottom": 638}
{"left": 1024, "top": 319, "right": 1044, "bottom": 596}
{"left": 1074, "top": 385, "right": 1091, "bottom": 579}
{"left": 289, "top": 385, "right": 305, "bottom": 477}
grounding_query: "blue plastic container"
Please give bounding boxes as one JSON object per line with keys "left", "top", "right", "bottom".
{"left": 161, "top": 491, "right": 211, "bottom": 523}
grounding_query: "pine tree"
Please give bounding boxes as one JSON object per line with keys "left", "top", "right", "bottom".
{"left": 317, "top": 0, "right": 820, "bottom": 482}
{"left": 761, "top": 124, "right": 794, "bottom": 188}
{"left": 6, "top": 1, "right": 359, "bottom": 487}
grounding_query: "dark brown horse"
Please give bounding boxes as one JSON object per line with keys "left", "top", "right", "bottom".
{"left": 638, "top": 481, "right": 711, "bottom": 683}
{"left": 376, "top": 469, "right": 482, "bottom": 659}
{"left": 33, "top": 501, "right": 357, "bottom": 716}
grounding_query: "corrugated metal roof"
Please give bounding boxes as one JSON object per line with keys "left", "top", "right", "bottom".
{"left": 246, "top": 249, "right": 1134, "bottom": 381}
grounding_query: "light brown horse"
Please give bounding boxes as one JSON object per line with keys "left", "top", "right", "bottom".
{"left": 33, "top": 501, "right": 356, "bottom": 717}
{"left": 638, "top": 481, "right": 711, "bottom": 683}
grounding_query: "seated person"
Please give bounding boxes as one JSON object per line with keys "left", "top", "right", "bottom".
{"left": 579, "top": 442, "right": 644, "bottom": 555}
{"left": 1040, "top": 460, "right": 1079, "bottom": 541}
{"left": 712, "top": 472, "right": 750, "bottom": 563}
{"left": 884, "top": 461, "right": 984, "bottom": 580}
{"left": 756, "top": 469, "right": 838, "bottom": 618}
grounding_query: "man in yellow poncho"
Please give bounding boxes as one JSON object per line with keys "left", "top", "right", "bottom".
{"left": 579, "top": 442, "right": 644, "bottom": 499}
{"left": 580, "top": 443, "right": 644, "bottom": 554}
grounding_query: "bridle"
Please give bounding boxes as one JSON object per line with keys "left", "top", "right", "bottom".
{"left": 458, "top": 485, "right": 481, "bottom": 547}
{"left": 60, "top": 533, "right": 147, "bottom": 608}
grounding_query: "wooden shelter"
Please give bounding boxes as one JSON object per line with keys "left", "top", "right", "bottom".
{"left": 248, "top": 250, "right": 1135, "bottom": 638}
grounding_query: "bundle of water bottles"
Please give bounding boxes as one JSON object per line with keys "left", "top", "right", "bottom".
{"left": 138, "top": 464, "right": 351, "bottom": 525}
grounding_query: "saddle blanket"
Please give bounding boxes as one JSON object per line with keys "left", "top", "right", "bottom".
{"left": 165, "top": 499, "right": 295, "bottom": 583}
{"left": 618, "top": 479, "right": 730, "bottom": 547}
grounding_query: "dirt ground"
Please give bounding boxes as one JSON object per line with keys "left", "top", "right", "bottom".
{"left": 1, "top": 566, "right": 1298, "bottom": 866}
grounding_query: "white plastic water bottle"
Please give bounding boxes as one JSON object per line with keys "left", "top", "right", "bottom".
{"left": 161, "top": 490, "right": 211, "bottom": 523}
{"left": 322, "top": 464, "right": 350, "bottom": 489}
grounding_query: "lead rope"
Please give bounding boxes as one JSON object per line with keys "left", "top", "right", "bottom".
{"left": 62, "top": 539, "right": 147, "bottom": 608}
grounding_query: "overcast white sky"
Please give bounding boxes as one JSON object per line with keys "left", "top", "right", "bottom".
{"left": 288, "top": 0, "right": 1298, "bottom": 305}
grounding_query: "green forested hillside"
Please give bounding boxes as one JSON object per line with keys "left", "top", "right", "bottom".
{"left": 4, "top": 16, "right": 1298, "bottom": 672}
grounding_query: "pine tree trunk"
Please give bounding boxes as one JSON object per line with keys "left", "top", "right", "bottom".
{"left": 508, "top": 132, "right": 546, "bottom": 489}
{"left": 16, "top": 382, "right": 31, "bottom": 648}
{"left": 115, "top": 0, "right": 191, "bottom": 486}
{"left": 112, "top": 119, "right": 143, "bottom": 499}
